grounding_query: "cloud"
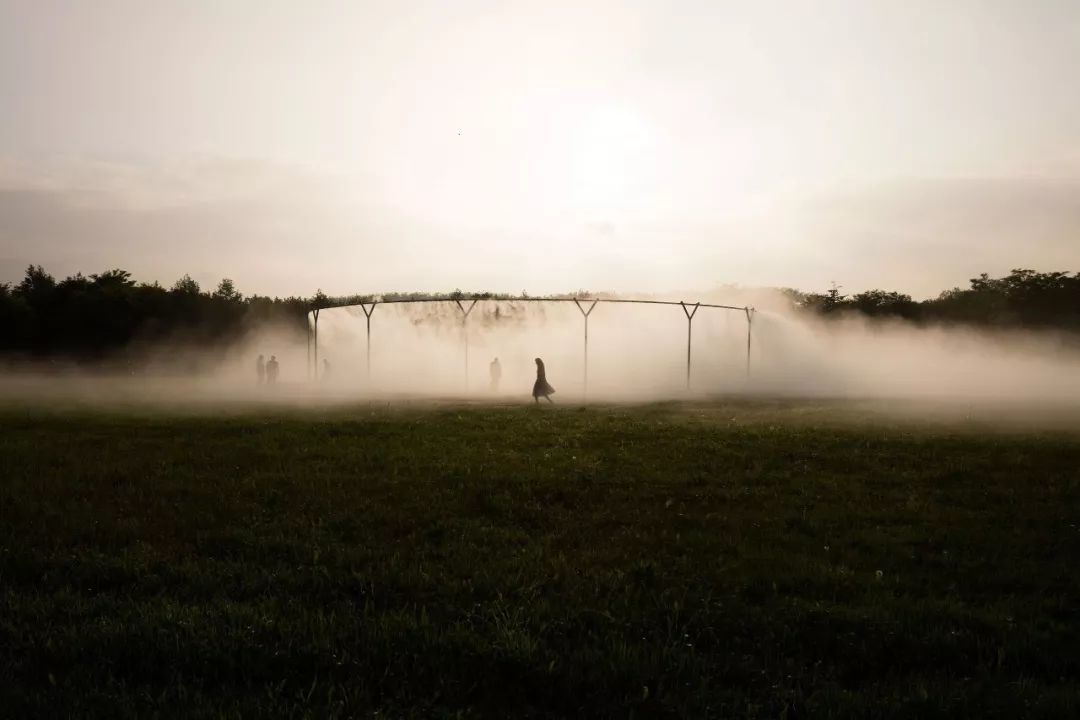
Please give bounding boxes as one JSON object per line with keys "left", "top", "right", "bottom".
{"left": 2, "top": 155, "right": 1078, "bottom": 300}
{"left": 788, "top": 176, "right": 1080, "bottom": 296}
{"left": 0, "top": 156, "right": 417, "bottom": 294}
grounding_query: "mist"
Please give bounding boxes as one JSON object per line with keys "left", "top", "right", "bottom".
{"left": 7, "top": 290, "right": 1075, "bottom": 419}
{"left": 307, "top": 293, "right": 1080, "bottom": 404}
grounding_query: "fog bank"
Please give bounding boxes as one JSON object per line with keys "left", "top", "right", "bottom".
{"left": 4, "top": 291, "right": 1077, "bottom": 417}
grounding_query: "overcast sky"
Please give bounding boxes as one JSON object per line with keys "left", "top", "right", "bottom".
{"left": 2, "top": 0, "right": 1078, "bottom": 298}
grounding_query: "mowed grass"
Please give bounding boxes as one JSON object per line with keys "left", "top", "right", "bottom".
{"left": 1, "top": 400, "right": 1078, "bottom": 718}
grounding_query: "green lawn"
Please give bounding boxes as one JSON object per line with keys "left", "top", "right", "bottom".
{"left": 1, "top": 400, "right": 1078, "bottom": 718}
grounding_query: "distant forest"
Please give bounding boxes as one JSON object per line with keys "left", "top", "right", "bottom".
{"left": 0, "top": 265, "right": 1077, "bottom": 364}
{"left": 0, "top": 267, "right": 310, "bottom": 367}
{"left": 784, "top": 268, "right": 1080, "bottom": 330}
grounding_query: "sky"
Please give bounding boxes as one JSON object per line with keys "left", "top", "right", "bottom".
{"left": 1, "top": 0, "right": 1079, "bottom": 299}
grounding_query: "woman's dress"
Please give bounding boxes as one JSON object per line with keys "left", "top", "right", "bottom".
{"left": 532, "top": 361, "right": 555, "bottom": 397}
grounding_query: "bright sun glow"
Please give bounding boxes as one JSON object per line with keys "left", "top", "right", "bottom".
{"left": 561, "top": 103, "right": 659, "bottom": 216}
{"left": 375, "top": 98, "right": 663, "bottom": 230}
{"left": 505, "top": 94, "right": 664, "bottom": 222}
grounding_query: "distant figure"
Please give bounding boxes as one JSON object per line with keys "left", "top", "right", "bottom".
{"left": 266, "top": 355, "right": 279, "bottom": 385}
{"left": 532, "top": 357, "right": 555, "bottom": 404}
{"left": 489, "top": 357, "right": 502, "bottom": 392}
{"left": 323, "top": 358, "right": 331, "bottom": 381}
{"left": 256, "top": 354, "right": 266, "bottom": 385}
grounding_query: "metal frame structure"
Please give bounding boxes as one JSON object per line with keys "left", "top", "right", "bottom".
{"left": 306, "top": 297, "right": 756, "bottom": 390}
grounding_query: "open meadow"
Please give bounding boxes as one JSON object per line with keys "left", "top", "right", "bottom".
{"left": 1, "top": 397, "right": 1079, "bottom": 718}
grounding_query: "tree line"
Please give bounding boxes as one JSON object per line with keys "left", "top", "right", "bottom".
{"left": 0, "top": 266, "right": 310, "bottom": 367}
{"left": 784, "top": 268, "right": 1080, "bottom": 330}
{"left": 1, "top": 265, "right": 1077, "bottom": 365}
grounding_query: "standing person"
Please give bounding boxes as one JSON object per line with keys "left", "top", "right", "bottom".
{"left": 256, "top": 354, "right": 266, "bottom": 385}
{"left": 323, "top": 358, "right": 331, "bottom": 381}
{"left": 266, "top": 355, "right": 279, "bottom": 385}
{"left": 532, "top": 357, "right": 555, "bottom": 404}
{"left": 489, "top": 357, "right": 502, "bottom": 393}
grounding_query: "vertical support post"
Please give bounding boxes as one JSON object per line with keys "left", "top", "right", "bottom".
{"left": 360, "top": 302, "right": 377, "bottom": 382}
{"left": 312, "top": 308, "right": 320, "bottom": 381}
{"left": 584, "top": 315, "right": 589, "bottom": 392}
{"left": 573, "top": 299, "right": 599, "bottom": 398}
{"left": 744, "top": 306, "right": 755, "bottom": 378}
{"left": 680, "top": 302, "right": 700, "bottom": 390}
{"left": 454, "top": 299, "right": 478, "bottom": 391}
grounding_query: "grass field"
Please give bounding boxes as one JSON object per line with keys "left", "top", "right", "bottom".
{"left": 1, "top": 399, "right": 1078, "bottom": 718}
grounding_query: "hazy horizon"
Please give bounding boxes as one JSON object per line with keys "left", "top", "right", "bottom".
{"left": 3, "top": 1, "right": 1079, "bottom": 299}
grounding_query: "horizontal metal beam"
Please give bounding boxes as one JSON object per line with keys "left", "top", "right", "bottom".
{"left": 311, "top": 296, "right": 748, "bottom": 315}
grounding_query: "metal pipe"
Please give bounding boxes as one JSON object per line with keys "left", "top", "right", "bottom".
{"left": 745, "top": 306, "right": 754, "bottom": 378}
{"left": 573, "top": 299, "right": 598, "bottom": 397}
{"left": 680, "top": 302, "right": 699, "bottom": 390}
{"left": 454, "top": 299, "right": 477, "bottom": 390}
{"left": 360, "top": 302, "right": 377, "bottom": 382}
{"left": 313, "top": 308, "right": 320, "bottom": 381}
{"left": 317, "top": 296, "right": 746, "bottom": 312}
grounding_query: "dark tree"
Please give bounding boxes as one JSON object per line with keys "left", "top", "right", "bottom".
{"left": 213, "top": 278, "right": 242, "bottom": 302}
{"left": 0, "top": 265, "right": 309, "bottom": 367}
{"left": 172, "top": 275, "right": 201, "bottom": 295}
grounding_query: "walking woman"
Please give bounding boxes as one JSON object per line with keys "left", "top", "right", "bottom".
{"left": 532, "top": 357, "right": 555, "bottom": 404}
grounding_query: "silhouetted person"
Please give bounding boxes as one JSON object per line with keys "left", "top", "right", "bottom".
{"left": 323, "top": 358, "right": 331, "bottom": 381}
{"left": 256, "top": 354, "right": 266, "bottom": 385}
{"left": 532, "top": 357, "right": 555, "bottom": 404}
{"left": 266, "top": 355, "right": 279, "bottom": 385}
{"left": 489, "top": 357, "right": 502, "bottom": 392}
